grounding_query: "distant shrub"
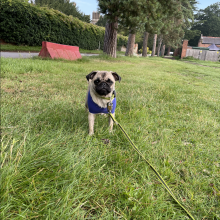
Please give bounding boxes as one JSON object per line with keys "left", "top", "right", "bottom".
{"left": 0, "top": 0, "right": 128, "bottom": 50}
{"left": 139, "top": 47, "right": 152, "bottom": 54}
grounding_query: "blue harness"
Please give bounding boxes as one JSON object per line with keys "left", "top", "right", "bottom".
{"left": 88, "top": 91, "right": 116, "bottom": 114}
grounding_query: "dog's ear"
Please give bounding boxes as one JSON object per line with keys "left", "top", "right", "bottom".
{"left": 86, "top": 71, "right": 98, "bottom": 81}
{"left": 111, "top": 72, "right": 121, "bottom": 83}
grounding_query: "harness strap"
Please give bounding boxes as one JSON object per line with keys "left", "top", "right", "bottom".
{"left": 98, "top": 91, "right": 115, "bottom": 100}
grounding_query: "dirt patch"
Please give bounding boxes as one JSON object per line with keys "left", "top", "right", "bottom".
{"left": 4, "top": 89, "right": 16, "bottom": 93}
{"left": 163, "top": 56, "right": 175, "bottom": 60}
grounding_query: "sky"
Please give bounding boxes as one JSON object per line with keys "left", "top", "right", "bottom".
{"left": 74, "top": 0, "right": 220, "bottom": 19}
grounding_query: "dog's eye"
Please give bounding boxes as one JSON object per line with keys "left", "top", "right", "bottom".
{"left": 107, "top": 79, "right": 113, "bottom": 84}
{"left": 94, "top": 79, "right": 100, "bottom": 84}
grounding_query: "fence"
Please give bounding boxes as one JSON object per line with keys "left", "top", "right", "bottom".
{"left": 186, "top": 49, "right": 220, "bottom": 62}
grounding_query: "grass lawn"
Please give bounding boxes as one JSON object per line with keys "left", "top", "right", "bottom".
{"left": 1, "top": 55, "right": 220, "bottom": 219}
{"left": 182, "top": 56, "right": 220, "bottom": 68}
{"left": 0, "top": 44, "right": 126, "bottom": 55}
{"left": 0, "top": 44, "right": 102, "bottom": 54}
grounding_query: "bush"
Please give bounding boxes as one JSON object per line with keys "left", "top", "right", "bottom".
{"left": 139, "top": 47, "right": 152, "bottom": 54}
{"left": 0, "top": 0, "right": 128, "bottom": 50}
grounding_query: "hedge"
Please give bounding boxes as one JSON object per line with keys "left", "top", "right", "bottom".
{"left": 0, "top": 0, "right": 128, "bottom": 50}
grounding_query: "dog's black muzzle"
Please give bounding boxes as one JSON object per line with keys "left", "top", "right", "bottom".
{"left": 95, "top": 82, "right": 111, "bottom": 96}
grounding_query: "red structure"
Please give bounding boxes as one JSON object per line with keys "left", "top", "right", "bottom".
{"left": 181, "top": 39, "right": 189, "bottom": 59}
{"left": 39, "top": 41, "right": 82, "bottom": 60}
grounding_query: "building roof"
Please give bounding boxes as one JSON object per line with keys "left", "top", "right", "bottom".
{"left": 208, "top": 43, "right": 220, "bottom": 51}
{"left": 192, "top": 47, "right": 209, "bottom": 50}
{"left": 201, "top": 35, "right": 220, "bottom": 45}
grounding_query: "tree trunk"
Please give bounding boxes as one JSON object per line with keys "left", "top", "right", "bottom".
{"left": 167, "top": 46, "right": 171, "bottom": 56}
{"left": 125, "top": 33, "right": 136, "bottom": 56}
{"left": 151, "top": 34, "right": 157, "bottom": 57}
{"left": 157, "top": 37, "right": 163, "bottom": 57}
{"left": 142, "top": 31, "right": 149, "bottom": 57}
{"left": 161, "top": 44, "right": 165, "bottom": 57}
{"left": 103, "top": 20, "right": 118, "bottom": 58}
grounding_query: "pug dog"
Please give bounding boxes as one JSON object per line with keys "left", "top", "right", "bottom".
{"left": 85, "top": 71, "right": 121, "bottom": 135}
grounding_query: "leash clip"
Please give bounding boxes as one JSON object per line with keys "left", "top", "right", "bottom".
{"left": 107, "top": 102, "right": 113, "bottom": 113}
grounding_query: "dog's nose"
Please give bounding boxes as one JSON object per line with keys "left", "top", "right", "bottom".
{"left": 101, "top": 82, "right": 107, "bottom": 88}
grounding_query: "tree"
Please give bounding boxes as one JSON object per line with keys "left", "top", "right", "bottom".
{"left": 98, "top": 0, "right": 195, "bottom": 58}
{"left": 151, "top": 34, "right": 157, "bottom": 56}
{"left": 162, "top": 0, "right": 196, "bottom": 55}
{"left": 157, "top": 35, "right": 163, "bottom": 56}
{"left": 98, "top": 0, "right": 149, "bottom": 57}
{"left": 35, "top": 0, "right": 90, "bottom": 23}
{"left": 161, "top": 44, "right": 165, "bottom": 56}
{"left": 98, "top": 0, "right": 120, "bottom": 58}
{"left": 163, "top": 0, "right": 196, "bottom": 49}
{"left": 123, "top": 0, "right": 184, "bottom": 56}
{"left": 142, "top": 0, "right": 181, "bottom": 57}
{"left": 184, "top": 29, "right": 201, "bottom": 43}
{"left": 103, "top": 20, "right": 118, "bottom": 58}
{"left": 189, "top": 2, "right": 220, "bottom": 46}
{"left": 193, "top": 2, "right": 220, "bottom": 37}
{"left": 119, "top": 1, "right": 148, "bottom": 56}
{"left": 96, "top": 15, "right": 107, "bottom": 27}
{"left": 142, "top": 0, "right": 196, "bottom": 57}
{"left": 118, "top": 20, "right": 145, "bottom": 55}
{"left": 142, "top": 31, "right": 149, "bottom": 56}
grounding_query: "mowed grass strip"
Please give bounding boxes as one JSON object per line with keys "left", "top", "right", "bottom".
{"left": 0, "top": 44, "right": 102, "bottom": 54}
{"left": 0, "top": 43, "right": 118, "bottom": 54}
{"left": 1, "top": 56, "right": 220, "bottom": 219}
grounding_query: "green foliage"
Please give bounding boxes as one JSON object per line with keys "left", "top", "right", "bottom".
{"left": 139, "top": 47, "right": 152, "bottom": 54}
{"left": 0, "top": 0, "right": 127, "bottom": 49}
{"left": 189, "top": 2, "right": 220, "bottom": 46}
{"left": 17, "top": 0, "right": 29, "bottom": 2}
{"left": 162, "top": 1, "right": 195, "bottom": 48}
{"left": 98, "top": 0, "right": 150, "bottom": 35}
{"left": 184, "top": 29, "right": 201, "bottom": 41}
{"left": 96, "top": 14, "right": 107, "bottom": 27}
{"left": 193, "top": 2, "right": 220, "bottom": 37}
{"left": 35, "top": 0, "right": 90, "bottom": 23}
{"left": 143, "top": 0, "right": 195, "bottom": 49}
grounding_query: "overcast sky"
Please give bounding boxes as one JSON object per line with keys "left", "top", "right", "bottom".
{"left": 74, "top": 0, "right": 220, "bottom": 19}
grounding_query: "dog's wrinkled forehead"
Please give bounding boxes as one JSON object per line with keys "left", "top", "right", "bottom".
{"left": 94, "top": 71, "right": 115, "bottom": 81}
{"left": 86, "top": 70, "right": 121, "bottom": 82}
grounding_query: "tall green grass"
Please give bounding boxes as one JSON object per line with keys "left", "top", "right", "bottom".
{"left": 1, "top": 56, "right": 220, "bottom": 219}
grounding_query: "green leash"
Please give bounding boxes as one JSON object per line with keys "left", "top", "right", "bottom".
{"left": 108, "top": 112, "right": 195, "bottom": 220}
